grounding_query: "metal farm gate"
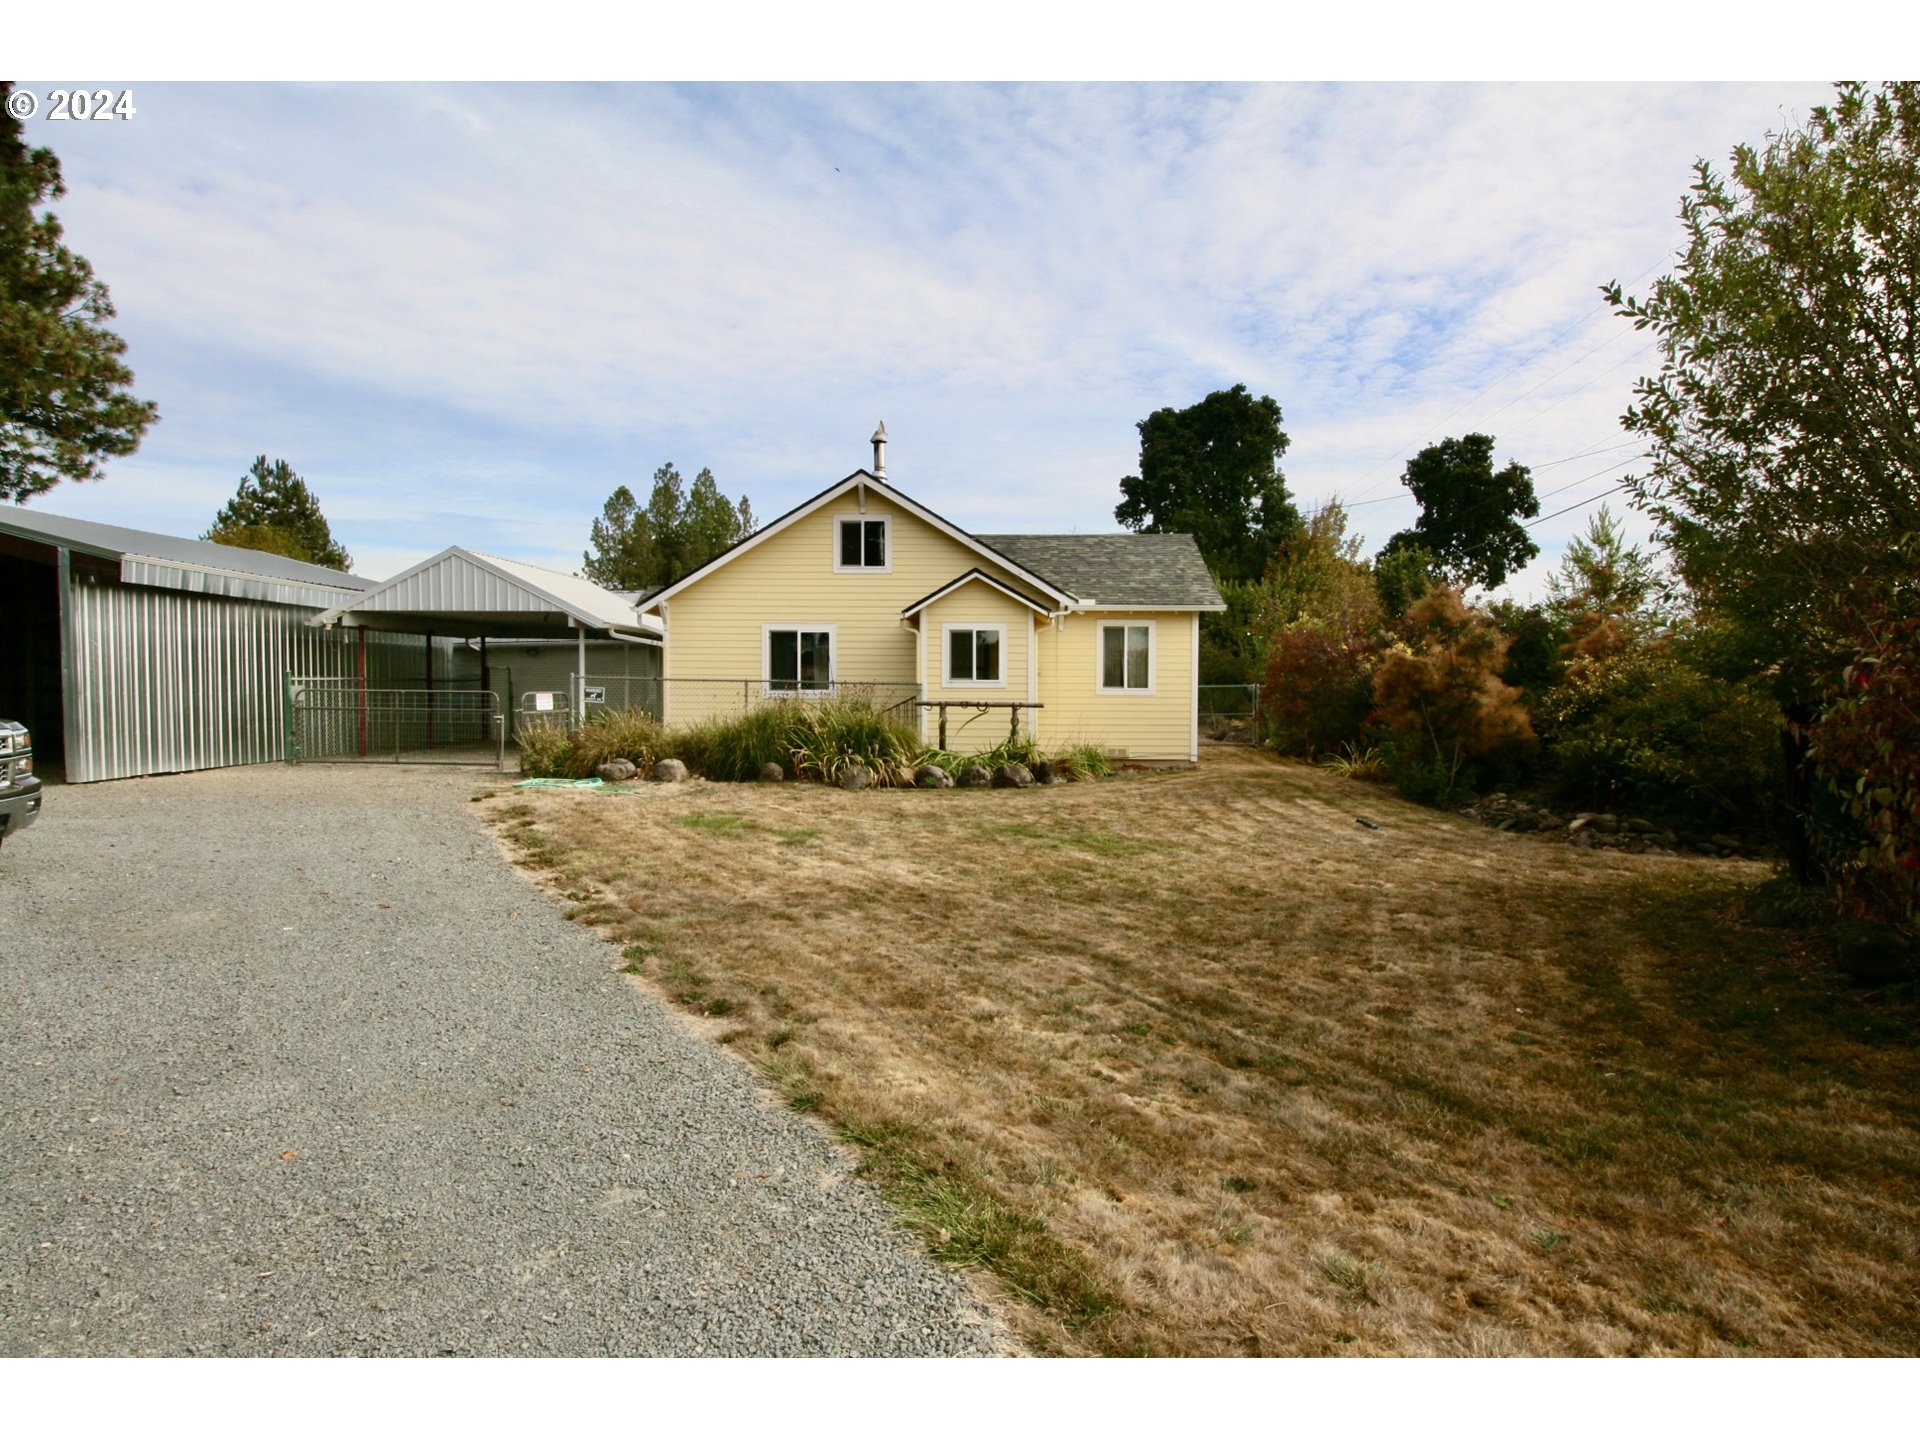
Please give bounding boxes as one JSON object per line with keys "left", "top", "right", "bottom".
{"left": 283, "top": 675, "right": 507, "bottom": 769}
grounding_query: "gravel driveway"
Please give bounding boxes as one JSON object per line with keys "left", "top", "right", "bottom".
{"left": 0, "top": 763, "right": 1007, "bottom": 1356}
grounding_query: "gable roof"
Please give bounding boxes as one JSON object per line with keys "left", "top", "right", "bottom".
{"left": 310, "top": 546, "right": 660, "bottom": 635}
{"left": 974, "top": 533, "right": 1225, "bottom": 610}
{"left": 0, "top": 501, "right": 373, "bottom": 607}
{"left": 640, "top": 471, "right": 1076, "bottom": 611}
{"left": 899, "top": 568, "right": 1055, "bottom": 619}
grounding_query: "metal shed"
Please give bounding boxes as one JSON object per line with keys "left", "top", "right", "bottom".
{"left": 0, "top": 504, "right": 431, "bottom": 782}
{"left": 309, "top": 548, "right": 662, "bottom": 724}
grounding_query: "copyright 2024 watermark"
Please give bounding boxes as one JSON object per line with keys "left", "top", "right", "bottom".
{"left": 7, "top": 88, "right": 137, "bottom": 122}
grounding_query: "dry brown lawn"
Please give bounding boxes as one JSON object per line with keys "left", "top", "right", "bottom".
{"left": 478, "top": 747, "right": 1920, "bottom": 1356}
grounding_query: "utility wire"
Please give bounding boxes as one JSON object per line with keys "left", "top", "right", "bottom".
{"left": 1338, "top": 254, "right": 1669, "bottom": 504}
{"left": 1525, "top": 480, "right": 1635, "bottom": 529}
{"left": 1335, "top": 442, "right": 1642, "bottom": 509}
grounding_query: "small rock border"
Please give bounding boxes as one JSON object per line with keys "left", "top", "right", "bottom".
{"left": 1461, "top": 793, "right": 1756, "bottom": 859}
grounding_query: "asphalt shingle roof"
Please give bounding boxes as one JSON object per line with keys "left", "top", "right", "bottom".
{"left": 973, "top": 532, "right": 1223, "bottom": 609}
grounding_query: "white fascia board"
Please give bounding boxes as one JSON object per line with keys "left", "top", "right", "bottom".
{"left": 899, "top": 568, "right": 1053, "bottom": 618}
{"left": 642, "top": 472, "right": 1075, "bottom": 612}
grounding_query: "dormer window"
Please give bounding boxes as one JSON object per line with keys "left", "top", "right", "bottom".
{"left": 836, "top": 516, "right": 890, "bottom": 572}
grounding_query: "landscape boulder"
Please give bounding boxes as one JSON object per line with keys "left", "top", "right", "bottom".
{"left": 914, "top": 764, "right": 954, "bottom": 789}
{"left": 596, "top": 758, "right": 637, "bottom": 784}
{"left": 651, "top": 758, "right": 689, "bottom": 783}
{"left": 839, "top": 763, "right": 873, "bottom": 791}
{"left": 1030, "top": 759, "right": 1055, "bottom": 785}
{"left": 991, "top": 763, "right": 1034, "bottom": 789}
{"left": 957, "top": 765, "right": 992, "bottom": 789}
{"left": 758, "top": 762, "right": 786, "bottom": 783}
{"left": 1833, "top": 921, "right": 1915, "bottom": 987}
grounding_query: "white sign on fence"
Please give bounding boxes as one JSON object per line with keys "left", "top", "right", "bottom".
{"left": 534, "top": 692, "right": 555, "bottom": 712}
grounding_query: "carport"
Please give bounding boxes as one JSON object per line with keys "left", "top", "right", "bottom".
{"left": 306, "top": 548, "right": 662, "bottom": 763}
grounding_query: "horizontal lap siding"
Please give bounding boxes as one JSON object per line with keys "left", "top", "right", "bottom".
{"left": 1035, "top": 610, "right": 1195, "bottom": 762}
{"left": 920, "top": 581, "right": 1034, "bottom": 752}
{"left": 660, "top": 496, "right": 1034, "bottom": 728}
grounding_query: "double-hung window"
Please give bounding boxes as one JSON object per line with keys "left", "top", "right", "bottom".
{"left": 944, "top": 624, "right": 1005, "bottom": 687}
{"left": 765, "top": 625, "right": 834, "bottom": 693}
{"left": 836, "top": 516, "right": 889, "bottom": 571}
{"left": 1098, "top": 621, "right": 1154, "bottom": 693}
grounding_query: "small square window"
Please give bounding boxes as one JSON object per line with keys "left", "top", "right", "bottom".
{"left": 837, "top": 517, "right": 888, "bottom": 571}
{"left": 767, "top": 627, "right": 833, "bottom": 692}
{"left": 945, "top": 625, "right": 1003, "bottom": 686}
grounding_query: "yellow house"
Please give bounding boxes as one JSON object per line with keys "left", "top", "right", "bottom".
{"left": 641, "top": 431, "right": 1225, "bottom": 763}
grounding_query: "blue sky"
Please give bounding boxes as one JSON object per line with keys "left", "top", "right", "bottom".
{"left": 13, "top": 78, "right": 1837, "bottom": 596}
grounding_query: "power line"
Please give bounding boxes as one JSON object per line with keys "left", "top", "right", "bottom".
{"left": 1493, "top": 339, "right": 1661, "bottom": 443}
{"left": 1334, "top": 441, "right": 1642, "bottom": 510}
{"left": 1525, "top": 480, "right": 1634, "bottom": 529}
{"left": 1338, "top": 254, "right": 1669, "bottom": 505}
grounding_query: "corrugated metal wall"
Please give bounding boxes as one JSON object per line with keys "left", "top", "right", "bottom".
{"left": 62, "top": 570, "right": 440, "bottom": 783}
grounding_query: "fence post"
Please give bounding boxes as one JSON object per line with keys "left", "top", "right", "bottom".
{"left": 282, "top": 672, "right": 297, "bottom": 764}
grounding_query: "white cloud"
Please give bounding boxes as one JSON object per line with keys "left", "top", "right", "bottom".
{"left": 19, "top": 80, "right": 1836, "bottom": 596}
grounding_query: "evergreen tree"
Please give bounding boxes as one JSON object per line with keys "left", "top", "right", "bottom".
{"left": 582, "top": 462, "right": 756, "bottom": 591}
{"left": 1, "top": 83, "right": 158, "bottom": 503}
{"left": 205, "top": 456, "right": 352, "bottom": 570}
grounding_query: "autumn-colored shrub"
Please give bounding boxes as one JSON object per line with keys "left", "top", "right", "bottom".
{"left": 1371, "top": 586, "right": 1534, "bottom": 801}
{"left": 1537, "top": 650, "right": 1779, "bottom": 832}
{"left": 1808, "top": 598, "right": 1920, "bottom": 923}
{"left": 1259, "top": 622, "right": 1376, "bottom": 758}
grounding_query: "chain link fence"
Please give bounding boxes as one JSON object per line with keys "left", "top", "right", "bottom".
{"left": 576, "top": 676, "right": 921, "bottom": 727}
{"left": 1198, "top": 683, "right": 1261, "bottom": 742}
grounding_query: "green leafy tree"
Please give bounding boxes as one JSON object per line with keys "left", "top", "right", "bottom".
{"left": 1605, "top": 81, "right": 1920, "bottom": 699}
{"left": 1205, "top": 501, "right": 1374, "bottom": 684}
{"left": 1381, "top": 434, "right": 1539, "bottom": 591}
{"left": 205, "top": 456, "right": 351, "bottom": 570}
{"left": 1607, "top": 82, "right": 1920, "bottom": 881}
{"left": 582, "top": 462, "right": 755, "bottom": 591}
{"left": 1116, "top": 384, "right": 1301, "bottom": 584}
{"left": 1373, "top": 540, "right": 1437, "bottom": 620}
{"left": 1, "top": 83, "right": 158, "bottom": 504}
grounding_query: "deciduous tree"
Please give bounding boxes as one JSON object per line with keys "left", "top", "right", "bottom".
{"left": 0, "top": 83, "right": 158, "bottom": 504}
{"left": 1116, "top": 384, "right": 1300, "bottom": 584}
{"left": 1381, "top": 434, "right": 1539, "bottom": 591}
{"left": 1607, "top": 81, "right": 1920, "bottom": 696}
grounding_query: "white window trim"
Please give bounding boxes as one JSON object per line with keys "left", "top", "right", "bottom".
{"left": 940, "top": 622, "right": 1009, "bottom": 689}
{"left": 832, "top": 513, "right": 892, "bottom": 574}
{"left": 1096, "top": 619, "right": 1157, "bottom": 696}
{"left": 761, "top": 622, "right": 837, "bottom": 696}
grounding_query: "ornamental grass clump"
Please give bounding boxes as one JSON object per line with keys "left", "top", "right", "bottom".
{"left": 514, "top": 720, "right": 577, "bottom": 777}
{"left": 678, "top": 704, "right": 807, "bottom": 782}
{"left": 788, "top": 699, "right": 923, "bottom": 784}
{"left": 570, "top": 708, "right": 667, "bottom": 777}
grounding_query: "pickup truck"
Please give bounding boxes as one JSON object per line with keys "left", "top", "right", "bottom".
{"left": 0, "top": 719, "right": 42, "bottom": 848}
